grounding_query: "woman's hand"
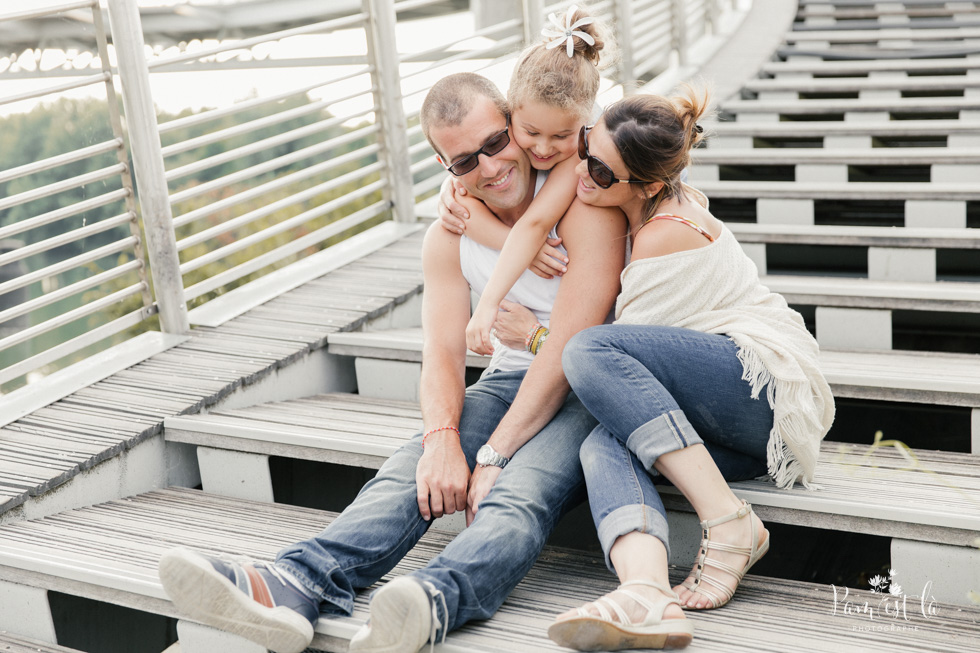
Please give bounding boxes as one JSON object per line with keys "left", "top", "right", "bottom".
{"left": 492, "top": 300, "right": 540, "bottom": 351}
{"left": 466, "top": 302, "right": 497, "bottom": 356}
{"left": 437, "top": 176, "right": 469, "bottom": 234}
{"left": 529, "top": 237, "right": 568, "bottom": 279}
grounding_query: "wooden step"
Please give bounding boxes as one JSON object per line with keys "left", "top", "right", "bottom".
{"left": 726, "top": 223, "right": 980, "bottom": 249}
{"left": 745, "top": 75, "right": 980, "bottom": 94}
{"left": 720, "top": 96, "right": 979, "bottom": 116}
{"left": 325, "top": 328, "right": 980, "bottom": 405}
{"left": 163, "top": 392, "right": 980, "bottom": 546}
{"left": 694, "top": 179, "right": 980, "bottom": 201}
{"left": 0, "top": 632, "right": 84, "bottom": 653}
{"left": 705, "top": 118, "right": 980, "bottom": 139}
{"left": 0, "top": 488, "right": 977, "bottom": 652}
{"left": 694, "top": 146, "right": 980, "bottom": 164}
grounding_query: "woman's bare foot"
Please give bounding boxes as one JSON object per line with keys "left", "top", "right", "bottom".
{"left": 673, "top": 504, "right": 769, "bottom": 609}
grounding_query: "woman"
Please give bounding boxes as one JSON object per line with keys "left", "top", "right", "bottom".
{"left": 493, "top": 88, "right": 835, "bottom": 651}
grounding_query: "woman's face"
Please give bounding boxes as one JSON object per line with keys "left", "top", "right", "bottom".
{"left": 574, "top": 120, "right": 643, "bottom": 208}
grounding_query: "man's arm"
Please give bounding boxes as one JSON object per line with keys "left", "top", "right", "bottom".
{"left": 466, "top": 199, "right": 626, "bottom": 523}
{"left": 417, "top": 222, "right": 473, "bottom": 521}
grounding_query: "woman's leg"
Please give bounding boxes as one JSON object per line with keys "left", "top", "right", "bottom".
{"left": 563, "top": 325, "right": 773, "bottom": 609}
{"left": 551, "top": 426, "right": 689, "bottom": 650}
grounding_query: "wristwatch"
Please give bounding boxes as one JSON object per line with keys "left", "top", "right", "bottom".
{"left": 476, "top": 444, "right": 509, "bottom": 469}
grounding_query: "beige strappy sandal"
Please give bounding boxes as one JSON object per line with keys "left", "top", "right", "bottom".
{"left": 547, "top": 580, "right": 694, "bottom": 651}
{"left": 680, "top": 500, "right": 769, "bottom": 610}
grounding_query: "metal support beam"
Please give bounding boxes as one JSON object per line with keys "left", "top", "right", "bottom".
{"left": 106, "top": 0, "right": 189, "bottom": 334}
{"left": 523, "top": 0, "right": 545, "bottom": 47}
{"left": 614, "top": 0, "right": 635, "bottom": 93}
{"left": 364, "top": 0, "right": 415, "bottom": 223}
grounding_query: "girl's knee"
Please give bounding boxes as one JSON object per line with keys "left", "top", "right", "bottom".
{"left": 562, "top": 326, "right": 614, "bottom": 385}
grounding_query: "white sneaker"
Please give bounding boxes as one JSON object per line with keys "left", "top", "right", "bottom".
{"left": 348, "top": 576, "right": 447, "bottom": 653}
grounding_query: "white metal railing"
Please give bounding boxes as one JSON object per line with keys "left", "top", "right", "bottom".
{"left": 0, "top": 0, "right": 739, "bottom": 393}
{"left": 0, "top": 0, "right": 152, "bottom": 391}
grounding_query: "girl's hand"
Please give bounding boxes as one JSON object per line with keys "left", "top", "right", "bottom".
{"left": 529, "top": 237, "right": 568, "bottom": 279}
{"left": 492, "top": 300, "right": 540, "bottom": 351}
{"left": 466, "top": 302, "right": 497, "bottom": 356}
{"left": 437, "top": 176, "right": 469, "bottom": 234}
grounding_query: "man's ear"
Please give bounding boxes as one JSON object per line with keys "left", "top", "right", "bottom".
{"left": 636, "top": 181, "right": 665, "bottom": 200}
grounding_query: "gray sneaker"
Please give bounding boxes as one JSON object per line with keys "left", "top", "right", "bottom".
{"left": 158, "top": 547, "right": 318, "bottom": 653}
{"left": 348, "top": 576, "right": 448, "bottom": 653}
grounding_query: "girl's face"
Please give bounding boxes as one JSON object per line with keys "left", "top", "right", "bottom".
{"left": 511, "top": 100, "right": 583, "bottom": 170}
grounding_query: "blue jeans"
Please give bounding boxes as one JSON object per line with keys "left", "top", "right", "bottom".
{"left": 562, "top": 325, "right": 772, "bottom": 571}
{"left": 275, "top": 369, "right": 595, "bottom": 634}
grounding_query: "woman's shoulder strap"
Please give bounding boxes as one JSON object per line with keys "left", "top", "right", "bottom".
{"left": 640, "top": 214, "right": 715, "bottom": 242}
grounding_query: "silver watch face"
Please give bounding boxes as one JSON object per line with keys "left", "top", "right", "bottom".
{"left": 476, "top": 444, "right": 507, "bottom": 467}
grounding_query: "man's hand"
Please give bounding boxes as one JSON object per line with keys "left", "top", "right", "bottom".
{"left": 416, "top": 432, "right": 470, "bottom": 521}
{"left": 465, "top": 464, "right": 503, "bottom": 526}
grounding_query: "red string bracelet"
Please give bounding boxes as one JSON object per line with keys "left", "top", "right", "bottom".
{"left": 422, "top": 426, "right": 460, "bottom": 448}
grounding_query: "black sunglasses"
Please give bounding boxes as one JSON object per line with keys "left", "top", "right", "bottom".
{"left": 443, "top": 116, "right": 511, "bottom": 176}
{"left": 578, "top": 125, "right": 646, "bottom": 189}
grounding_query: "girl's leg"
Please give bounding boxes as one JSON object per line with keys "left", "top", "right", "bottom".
{"left": 563, "top": 325, "right": 774, "bottom": 609}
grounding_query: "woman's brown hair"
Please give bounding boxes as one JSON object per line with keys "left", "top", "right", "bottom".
{"left": 602, "top": 84, "right": 710, "bottom": 218}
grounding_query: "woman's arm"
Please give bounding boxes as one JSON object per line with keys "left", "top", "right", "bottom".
{"left": 465, "top": 157, "right": 579, "bottom": 355}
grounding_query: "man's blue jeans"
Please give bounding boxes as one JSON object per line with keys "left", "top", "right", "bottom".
{"left": 562, "top": 325, "right": 772, "bottom": 571}
{"left": 275, "top": 369, "right": 596, "bottom": 633}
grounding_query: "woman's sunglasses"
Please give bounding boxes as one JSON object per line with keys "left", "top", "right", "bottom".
{"left": 443, "top": 117, "right": 511, "bottom": 176}
{"left": 578, "top": 125, "right": 647, "bottom": 189}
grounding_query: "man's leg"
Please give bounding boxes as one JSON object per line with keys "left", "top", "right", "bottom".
{"left": 276, "top": 371, "right": 524, "bottom": 616}
{"left": 409, "top": 390, "right": 596, "bottom": 632}
{"left": 159, "top": 371, "right": 523, "bottom": 653}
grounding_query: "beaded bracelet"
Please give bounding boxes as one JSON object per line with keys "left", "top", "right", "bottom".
{"left": 524, "top": 322, "right": 543, "bottom": 351}
{"left": 422, "top": 426, "right": 460, "bottom": 449}
{"left": 531, "top": 328, "right": 550, "bottom": 355}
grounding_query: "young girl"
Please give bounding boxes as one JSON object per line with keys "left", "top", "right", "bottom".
{"left": 438, "top": 5, "right": 614, "bottom": 356}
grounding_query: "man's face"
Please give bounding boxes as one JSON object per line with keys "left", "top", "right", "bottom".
{"left": 430, "top": 96, "right": 530, "bottom": 211}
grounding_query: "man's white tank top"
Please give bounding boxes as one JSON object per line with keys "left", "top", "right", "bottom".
{"left": 459, "top": 170, "right": 562, "bottom": 372}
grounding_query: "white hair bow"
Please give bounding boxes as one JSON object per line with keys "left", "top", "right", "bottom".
{"left": 541, "top": 5, "right": 596, "bottom": 58}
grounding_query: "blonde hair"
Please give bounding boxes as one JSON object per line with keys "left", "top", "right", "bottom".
{"left": 602, "top": 84, "right": 711, "bottom": 218}
{"left": 507, "top": 5, "right": 612, "bottom": 121}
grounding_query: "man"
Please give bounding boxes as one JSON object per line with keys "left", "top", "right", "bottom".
{"left": 158, "top": 72, "right": 625, "bottom": 653}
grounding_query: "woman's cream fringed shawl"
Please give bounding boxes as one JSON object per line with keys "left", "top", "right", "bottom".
{"left": 615, "top": 223, "right": 835, "bottom": 489}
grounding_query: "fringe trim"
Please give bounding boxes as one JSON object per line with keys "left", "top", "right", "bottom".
{"left": 734, "top": 341, "right": 822, "bottom": 490}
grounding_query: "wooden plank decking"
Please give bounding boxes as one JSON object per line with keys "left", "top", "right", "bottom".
{"left": 0, "top": 226, "right": 426, "bottom": 515}
{"left": 0, "top": 488, "right": 976, "bottom": 653}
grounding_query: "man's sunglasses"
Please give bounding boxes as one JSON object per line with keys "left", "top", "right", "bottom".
{"left": 442, "top": 117, "right": 511, "bottom": 177}
{"left": 578, "top": 125, "right": 647, "bottom": 189}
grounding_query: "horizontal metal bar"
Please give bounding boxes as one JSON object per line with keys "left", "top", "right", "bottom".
{"left": 175, "top": 161, "right": 384, "bottom": 252}
{"left": 0, "top": 163, "right": 127, "bottom": 213}
{"left": 0, "top": 259, "right": 143, "bottom": 326}
{"left": 0, "top": 237, "right": 138, "bottom": 297}
{"left": 413, "top": 172, "right": 448, "bottom": 198}
{"left": 393, "top": 0, "right": 448, "bottom": 12}
{"left": 0, "top": 282, "right": 146, "bottom": 352}
{"left": 635, "top": 2, "right": 670, "bottom": 25}
{"left": 0, "top": 188, "right": 130, "bottom": 241}
{"left": 0, "top": 309, "right": 153, "bottom": 389}
{"left": 157, "top": 65, "right": 373, "bottom": 134}
{"left": 0, "top": 72, "right": 110, "bottom": 108}
{"left": 180, "top": 178, "right": 385, "bottom": 275}
{"left": 400, "top": 35, "right": 523, "bottom": 82}
{"left": 172, "top": 147, "right": 382, "bottom": 229}
{"left": 147, "top": 12, "right": 370, "bottom": 70}
{"left": 398, "top": 17, "right": 522, "bottom": 65}
{"left": 0, "top": 0, "right": 95, "bottom": 24}
{"left": 408, "top": 138, "right": 436, "bottom": 157}
{"left": 165, "top": 107, "right": 374, "bottom": 182}
{"left": 169, "top": 124, "right": 380, "bottom": 205}
{"left": 401, "top": 49, "right": 520, "bottom": 104}
{"left": 183, "top": 202, "right": 389, "bottom": 303}
{"left": 0, "top": 139, "right": 123, "bottom": 186}
{"left": 161, "top": 85, "right": 375, "bottom": 159}
{"left": 0, "top": 212, "right": 135, "bottom": 268}
{"left": 409, "top": 155, "right": 442, "bottom": 175}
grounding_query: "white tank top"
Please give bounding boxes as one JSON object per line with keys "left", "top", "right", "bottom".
{"left": 460, "top": 171, "right": 562, "bottom": 372}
